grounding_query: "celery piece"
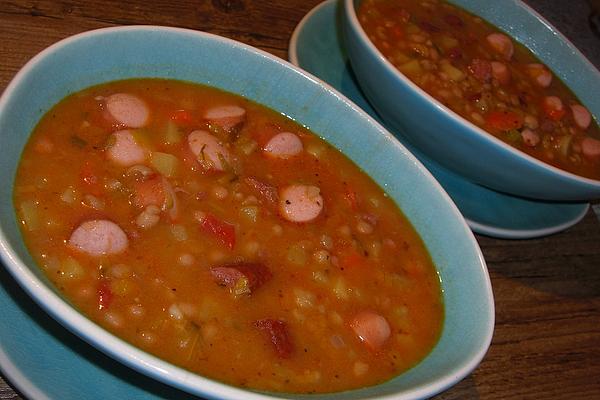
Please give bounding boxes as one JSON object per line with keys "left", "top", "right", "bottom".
{"left": 287, "top": 243, "right": 307, "bottom": 266}
{"left": 438, "top": 35, "right": 459, "bottom": 50}
{"left": 398, "top": 59, "right": 422, "bottom": 76}
{"left": 239, "top": 205, "right": 259, "bottom": 223}
{"left": 131, "top": 129, "right": 152, "bottom": 149}
{"left": 60, "top": 257, "right": 85, "bottom": 280}
{"left": 558, "top": 135, "right": 572, "bottom": 158}
{"left": 305, "top": 142, "right": 327, "bottom": 158}
{"left": 164, "top": 120, "right": 182, "bottom": 144}
{"left": 70, "top": 135, "right": 88, "bottom": 148}
{"left": 235, "top": 136, "right": 257, "bottom": 155}
{"left": 150, "top": 151, "right": 178, "bottom": 177}
{"left": 19, "top": 200, "right": 39, "bottom": 231}
{"left": 440, "top": 62, "right": 465, "bottom": 81}
{"left": 505, "top": 129, "right": 522, "bottom": 144}
{"left": 233, "top": 277, "right": 251, "bottom": 296}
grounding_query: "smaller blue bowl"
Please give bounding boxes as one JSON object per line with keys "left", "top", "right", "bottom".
{"left": 0, "top": 26, "right": 493, "bottom": 399}
{"left": 342, "top": 0, "right": 600, "bottom": 201}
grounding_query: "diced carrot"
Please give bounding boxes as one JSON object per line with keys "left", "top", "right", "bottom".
{"left": 390, "top": 26, "right": 404, "bottom": 40}
{"left": 485, "top": 110, "right": 523, "bottom": 131}
{"left": 340, "top": 249, "right": 364, "bottom": 269}
{"left": 200, "top": 213, "right": 236, "bottom": 250}
{"left": 541, "top": 96, "right": 566, "bottom": 121}
{"left": 170, "top": 109, "right": 194, "bottom": 126}
{"left": 98, "top": 279, "right": 113, "bottom": 311}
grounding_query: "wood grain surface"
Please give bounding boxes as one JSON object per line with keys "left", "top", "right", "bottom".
{"left": 1, "top": 1, "right": 599, "bottom": 399}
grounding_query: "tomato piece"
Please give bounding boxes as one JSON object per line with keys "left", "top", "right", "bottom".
{"left": 79, "top": 160, "right": 104, "bottom": 196}
{"left": 485, "top": 110, "right": 523, "bottom": 131}
{"left": 133, "top": 176, "right": 166, "bottom": 208}
{"left": 244, "top": 176, "right": 278, "bottom": 205}
{"left": 98, "top": 279, "right": 113, "bottom": 311}
{"left": 200, "top": 213, "right": 236, "bottom": 250}
{"left": 170, "top": 109, "right": 194, "bottom": 126}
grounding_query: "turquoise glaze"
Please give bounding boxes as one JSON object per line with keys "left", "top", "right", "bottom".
{"left": 343, "top": 0, "right": 600, "bottom": 201}
{"left": 288, "top": 0, "right": 589, "bottom": 239}
{"left": 0, "top": 266, "right": 197, "bottom": 400}
{"left": 0, "top": 27, "right": 493, "bottom": 399}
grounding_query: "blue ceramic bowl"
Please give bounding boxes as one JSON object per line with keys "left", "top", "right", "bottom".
{"left": 342, "top": 0, "right": 600, "bottom": 201}
{"left": 0, "top": 26, "right": 494, "bottom": 399}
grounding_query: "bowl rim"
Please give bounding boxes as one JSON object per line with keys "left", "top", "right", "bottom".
{"left": 0, "top": 24, "right": 494, "bottom": 400}
{"left": 343, "top": 0, "right": 600, "bottom": 188}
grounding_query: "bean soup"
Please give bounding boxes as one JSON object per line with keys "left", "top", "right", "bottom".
{"left": 13, "top": 79, "right": 444, "bottom": 393}
{"left": 358, "top": 0, "right": 600, "bottom": 180}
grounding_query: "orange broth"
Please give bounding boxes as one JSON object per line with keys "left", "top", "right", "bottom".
{"left": 359, "top": 0, "right": 600, "bottom": 180}
{"left": 13, "top": 79, "right": 443, "bottom": 393}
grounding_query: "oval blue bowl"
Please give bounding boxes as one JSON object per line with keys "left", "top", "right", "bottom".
{"left": 342, "top": 0, "right": 600, "bottom": 201}
{"left": 0, "top": 26, "right": 494, "bottom": 399}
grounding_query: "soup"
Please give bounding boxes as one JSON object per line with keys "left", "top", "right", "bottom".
{"left": 13, "top": 79, "right": 443, "bottom": 393}
{"left": 358, "top": 0, "right": 600, "bottom": 180}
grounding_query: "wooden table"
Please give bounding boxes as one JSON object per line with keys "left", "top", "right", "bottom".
{"left": 1, "top": 1, "right": 599, "bottom": 399}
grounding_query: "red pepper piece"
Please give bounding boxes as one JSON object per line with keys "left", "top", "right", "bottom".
{"left": 200, "top": 213, "right": 236, "bottom": 250}
{"left": 485, "top": 110, "right": 524, "bottom": 131}
{"left": 244, "top": 176, "right": 279, "bottom": 205}
{"left": 170, "top": 109, "right": 194, "bottom": 126}
{"left": 97, "top": 279, "right": 113, "bottom": 311}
